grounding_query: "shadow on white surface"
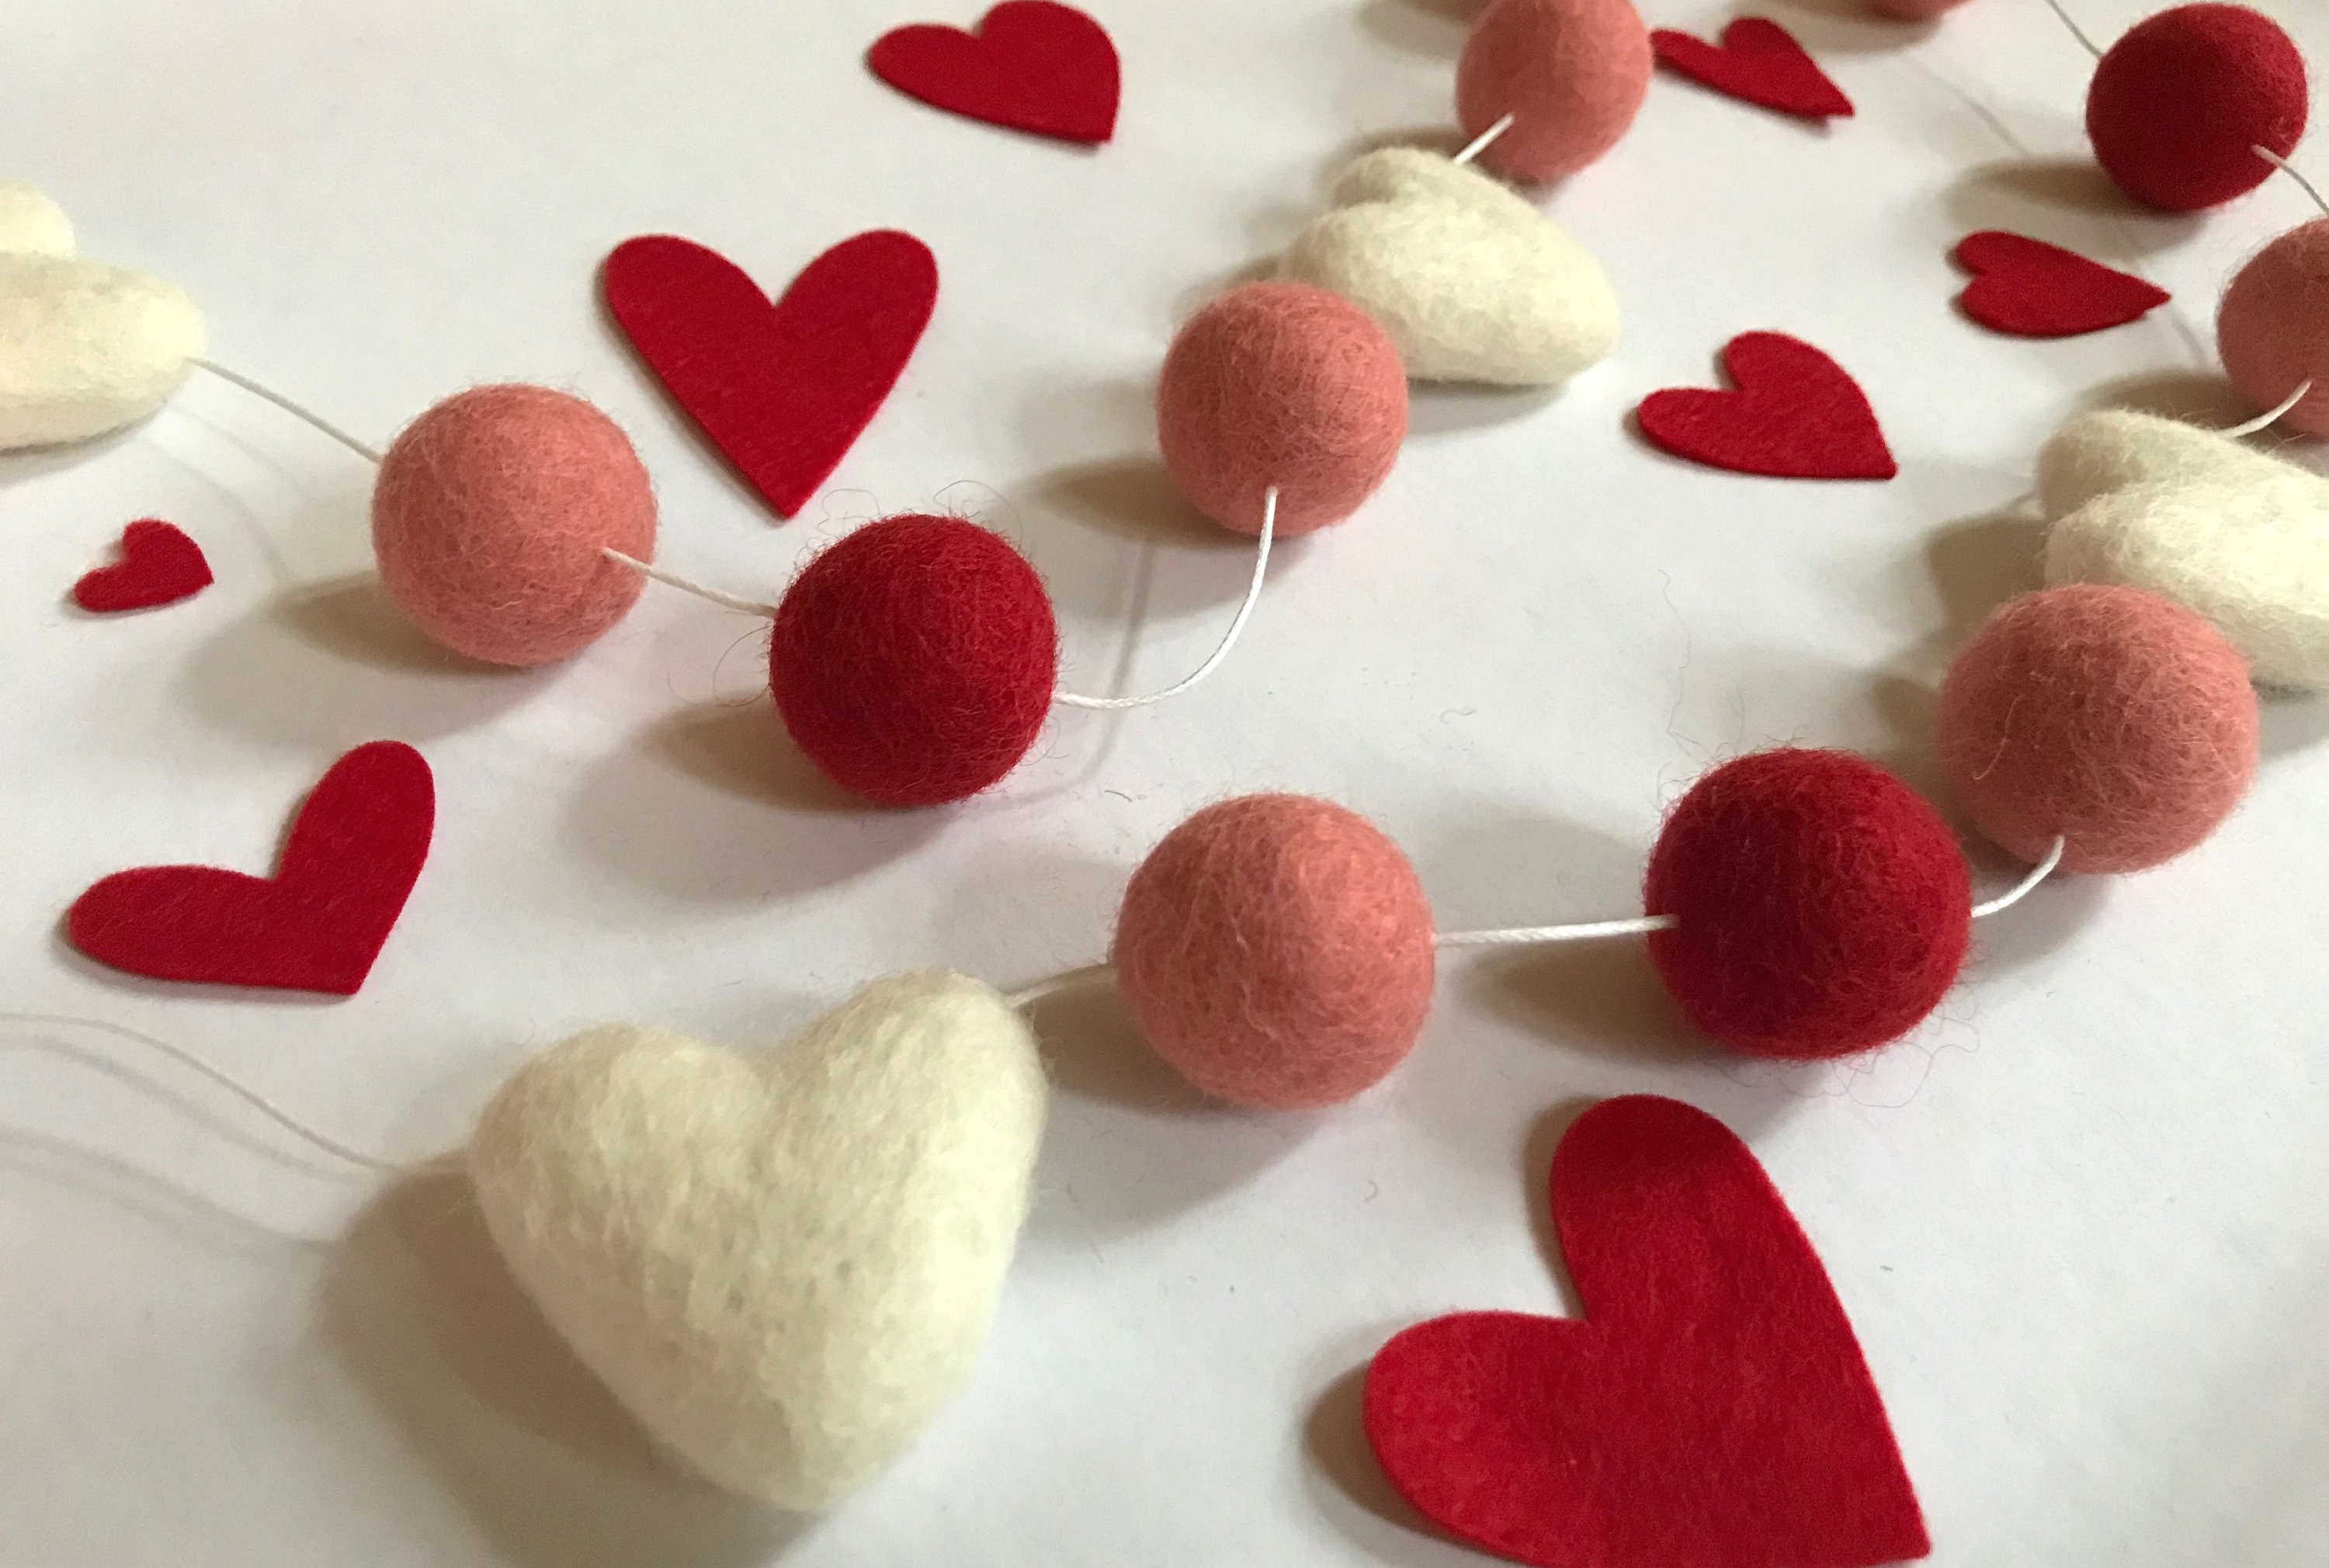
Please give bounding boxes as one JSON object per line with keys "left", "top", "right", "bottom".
{"left": 1942, "top": 159, "right": 2202, "bottom": 257}
{"left": 1301, "top": 1360, "right": 1480, "bottom": 1568}
{"left": 1353, "top": 0, "right": 1479, "bottom": 60}
{"left": 325, "top": 1165, "right": 810, "bottom": 1568}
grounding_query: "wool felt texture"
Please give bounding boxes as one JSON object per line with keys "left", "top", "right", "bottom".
{"left": 371, "top": 385, "right": 654, "bottom": 668}
{"left": 1939, "top": 585, "right": 2259, "bottom": 874}
{"left": 868, "top": 1, "right": 1119, "bottom": 144}
{"left": 1112, "top": 794, "right": 1436, "bottom": 1109}
{"left": 1156, "top": 281, "right": 1407, "bottom": 536}
{"left": 2039, "top": 410, "right": 2329, "bottom": 689}
{"left": 602, "top": 231, "right": 938, "bottom": 519}
{"left": 72, "top": 519, "right": 211, "bottom": 612}
{"left": 0, "top": 182, "right": 73, "bottom": 257}
{"left": 1952, "top": 231, "right": 2169, "bottom": 338}
{"left": 1281, "top": 148, "right": 1619, "bottom": 387}
{"left": 769, "top": 514, "right": 1057, "bottom": 807}
{"left": 2084, "top": 3, "right": 2307, "bottom": 213}
{"left": 1364, "top": 1095, "right": 1930, "bottom": 1568}
{"left": 2217, "top": 217, "right": 2329, "bottom": 439}
{"left": 66, "top": 741, "right": 434, "bottom": 997}
{"left": 0, "top": 253, "right": 203, "bottom": 451}
{"left": 469, "top": 971, "right": 1046, "bottom": 1510}
{"left": 1643, "top": 748, "right": 1970, "bottom": 1060}
{"left": 1650, "top": 19, "right": 1853, "bottom": 121}
{"left": 1456, "top": 0, "right": 1654, "bottom": 185}
{"left": 1636, "top": 332, "right": 1894, "bottom": 480}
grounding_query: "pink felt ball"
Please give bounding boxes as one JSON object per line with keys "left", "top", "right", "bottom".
{"left": 2218, "top": 218, "right": 2329, "bottom": 439}
{"left": 1112, "top": 794, "right": 1437, "bottom": 1109}
{"left": 2085, "top": 3, "right": 2307, "bottom": 213}
{"left": 1938, "top": 585, "right": 2258, "bottom": 875}
{"left": 1156, "top": 282, "right": 1407, "bottom": 537}
{"left": 373, "top": 385, "right": 655, "bottom": 667}
{"left": 1456, "top": 0, "right": 1653, "bottom": 185}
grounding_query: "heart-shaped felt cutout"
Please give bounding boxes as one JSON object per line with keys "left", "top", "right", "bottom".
{"left": 1653, "top": 19, "right": 1853, "bottom": 121}
{"left": 468, "top": 971, "right": 1046, "bottom": 1508}
{"left": 1365, "top": 1096, "right": 1929, "bottom": 1568}
{"left": 71, "top": 518, "right": 211, "bottom": 612}
{"left": 67, "top": 741, "right": 433, "bottom": 996}
{"left": 869, "top": 1, "right": 1119, "bottom": 144}
{"left": 1953, "top": 231, "right": 2168, "bottom": 338}
{"left": 1637, "top": 331, "right": 1895, "bottom": 479}
{"left": 603, "top": 231, "right": 938, "bottom": 520}
{"left": 1282, "top": 147, "right": 1617, "bottom": 386}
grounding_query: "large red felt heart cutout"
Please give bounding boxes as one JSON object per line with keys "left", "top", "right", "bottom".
{"left": 72, "top": 519, "right": 212, "bottom": 612}
{"left": 1952, "top": 231, "right": 2169, "bottom": 338}
{"left": 603, "top": 231, "right": 939, "bottom": 521}
{"left": 68, "top": 741, "right": 435, "bottom": 997}
{"left": 1637, "top": 332, "right": 1896, "bottom": 480}
{"left": 1653, "top": 19, "right": 1853, "bottom": 121}
{"left": 1365, "top": 1096, "right": 1929, "bottom": 1568}
{"left": 869, "top": 1, "right": 1119, "bottom": 145}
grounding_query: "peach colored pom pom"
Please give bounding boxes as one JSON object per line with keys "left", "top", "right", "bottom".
{"left": 1938, "top": 585, "right": 2258, "bottom": 874}
{"left": 373, "top": 385, "right": 656, "bottom": 666}
{"left": 1112, "top": 794, "right": 1436, "bottom": 1109}
{"left": 2218, "top": 218, "right": 2329, "bottom": 439}
{"left": 1156, "top": 282, "right": 1407, "bottom": 538}
{"left": 1456, "top": 0, "right": 1653, "bottom": 185}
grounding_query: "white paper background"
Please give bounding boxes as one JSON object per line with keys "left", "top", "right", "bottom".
{"left": 1, "top": 0, "right": 2324, "bottom": 1562}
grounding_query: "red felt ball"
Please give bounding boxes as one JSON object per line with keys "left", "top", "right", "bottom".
{"left": 1643, "top": 748, "right": 1971, "bottom": 1060}
{"left": 768, "top": 515, "right": 1058, "bottom": 807}
{"left": 2085, "top": 3, "right": 2307, "bottom": 213}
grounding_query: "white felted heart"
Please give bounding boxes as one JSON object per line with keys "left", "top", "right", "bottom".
{"left": 0, "top": 183, "right": 73, "bottom": 257}
{"left": 468, "top": 971, "right": 1046, "bottom": 1509}
{"left": 2039, "top": 410, "right": 2329, "bottom": 689}
{"left": 1281, "top": 147, "right": 1618, "bottom": 387}
{"left": 0, "top": 252, "right": 203, "bottom": 449}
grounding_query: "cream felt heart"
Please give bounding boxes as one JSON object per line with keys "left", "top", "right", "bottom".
{"left": 468, "top": 971, "right": 1046, "bottom": 1509}
{"left": 2039, "top": 410, "right": 2329, "bottom": 689}
{"left": 1281, "top": 147, "right": 1618, "bottom": 387}
{"left": 0, "top": 182, "right": 74, "bottom": 257}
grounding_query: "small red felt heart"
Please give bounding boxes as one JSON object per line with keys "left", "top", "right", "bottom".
{"left": 68, "top": 741, "right": 435, "bottom": 997}
{"left": 72, "top": 519, "right": 212, "bottom": 612}
{"left": 1365, "top": 1097, "right": 1929, "bottom": 1568}
{"left": 1953, "top": 231, "right": 2170, "bottom": 338}
{"left": 1637, "top": 331, "right": 1896, "bottom": 480}
{"left": 1653, "top": 19, "right": 1853, "bottom": 121}
{"left": 869, "top": 1, "right": 1119, "bottom": 145}
{"left": 603, "top": 231, "right": 939, "bottom": 521}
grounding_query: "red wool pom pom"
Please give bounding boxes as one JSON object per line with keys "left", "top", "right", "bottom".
{"left": 1644, "top": 748, "right": 1970, "bottom": 1060}
{"left": 2085, "top": 3, "right": 2308, "bottom": 213}
{"left": 769, "top": 515, "right": 1058, "bottom": 807}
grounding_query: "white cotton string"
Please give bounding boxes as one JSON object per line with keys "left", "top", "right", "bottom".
{"left": 2253, "top": 144, "right": 2329, "bottom": 218}
{"left": 1970, "top": 835, "right": 2065, "bottom": 919}
{"left": 1435, "top": 914, "right": 1678, "bottom": 948}
{"left": 2222, "top": 380, "right": 2315, "bottom": 439}
{"left": 190, "top": 359, "right": 384, "bottom": 464}
{"left": 2039, "top": 0, "right": 2104, "bottom": 59}
{"left": 1003, "top": 963, "right": 1116, "bottom": 1010}
{"left": 1453, "top": 113, "right": 1516, "bottom": 168}
{"left": 1053, "top": 484, "right": 1277, "bottom": 712}
{"left": 602, "top": 549, "right": 781, "bottom": 616}
{"left": 0, "top": 1012, "right": 406, "bottom": 1174}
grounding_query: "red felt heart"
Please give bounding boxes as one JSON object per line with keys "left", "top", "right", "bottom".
{"left": 603, "top": 231, "right": 939, "bottom": 521}
{"left": 71, "top": 519, "right": 212, "bottom": 612}
{"left": 68, "top": 742, "right": 435, "bottom": 997}
{"left": 1365, "top": 1096, "right": 1929, "bottom": 1568}
{"left": 1653, "top": 19, "right": 1853, "bottom": 121}
{"left": 869, "top": 1, "right": 1119, "bottom": 145}
{"left": 1637, "top": 331, "right": 1896, "bottom": 480}
{"left": 1953, "top": 231, "right": 2170, "bottom": 338}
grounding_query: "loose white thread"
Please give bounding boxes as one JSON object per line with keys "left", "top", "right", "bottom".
{"left": 1054, "top": 485, "right": 1277, "bottom": 712}
{"left": 0, "top": 1012, "right": 406, "bottom": 1174}
{"left": 1003, "top": 963, "right": 1116, "bottom": 1010}
{"left": 602, "top": 549, "right": 781, "bottom": 616}
{"left": 190, "top": 359, "right": 384, "bottom": 464}
{"left": 1970, "top": 835, "right": 2065, "bottom": 918}
{"left": 2039, "top": 0, "right": 2104, "bottom": 59}
{"left": 2222, "top": 380, "right": 2316, "bottom": 439}
{"left": 1453, "top": 113, "right": 1516, "bottom": 168}
{"left": 1435, "top": 914, "right": 1678, "bottom": 947}
{"left": 2252, "top": 144, "right": 2329, "bottom": 218}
